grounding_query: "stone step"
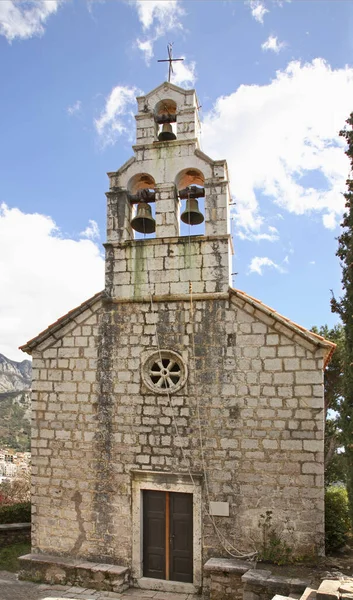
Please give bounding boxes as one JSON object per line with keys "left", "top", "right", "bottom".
{"left": 299, "top": 587, "right": 317, "bottom": 600}
{"left": 317, "top": 580, "right": 341, "bottom": 600}
{"left": 18, "top": 553, "right": 130, "bottom": 593}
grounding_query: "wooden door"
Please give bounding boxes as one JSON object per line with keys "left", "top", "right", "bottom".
{"left": 143, "top": 490, "right": 193, "bottom": 583}
{"left": 169, "top": 492, "right": 193, "bottom": 583}
{"left": 143, "top": 490, "right": 166, "bottom": 580}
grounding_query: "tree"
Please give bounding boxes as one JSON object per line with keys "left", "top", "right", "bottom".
{"left": 312, "top": 324, "right": 347, "bottom": 485}
{"left": 331, "top": 112, "right": 353, "bottom": 526}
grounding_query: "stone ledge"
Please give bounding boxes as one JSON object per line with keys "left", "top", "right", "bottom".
{"left": 136, "top": 576, "right": 198, "bottom": 594}
{"left": 18, "top": 553, "right": 130, "bottom": 593}
{"left": 0, "top": 522, "right": 31, "bottom": 547}
{"left": 204, "top": 557, "right": 252, "bottom": 574}
{"left": 0, "top": 522, "right": 31, "bottom": 530}
{"left": 242, "top": 569, "right": 309, "bottom": 600}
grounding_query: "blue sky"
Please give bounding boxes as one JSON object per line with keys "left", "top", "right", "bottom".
{"left": 1, "top": 0, "right": 353, "bottom": 360}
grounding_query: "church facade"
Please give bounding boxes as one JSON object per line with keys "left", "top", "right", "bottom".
{"left": 21, "top": 82, "right": 334, "bottom": 593}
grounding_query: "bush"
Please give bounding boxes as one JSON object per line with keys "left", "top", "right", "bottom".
{"left": 0, "top": 472, "right": 30, "bottom": 504}
{"left": 257, "top": 510, "right": 294, "bottom": 565}
{"left": 0, "top": 502, "right": 31, "bottom": 524}
{"left": 325, "top": 486, "right": 350, "bottom": 552}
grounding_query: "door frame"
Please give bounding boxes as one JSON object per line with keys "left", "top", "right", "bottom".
{"left": 131, "top": 470, "right": 203, "bottom": 592}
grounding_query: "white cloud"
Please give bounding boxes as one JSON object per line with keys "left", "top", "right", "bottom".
{"left": 0, "top": 0, "right": 62, "bottom": 42}
{"left": 261, "top": 35, "right": 285, "bottom": 53}
{"left": 0, "top": 204, "right": 104, "bottom": 361}
{"left": 171, "top": 60, "right": 196, "bottom": 88}
{"left": 133, "top": 0, "right": 183, "bottom": 31}
{"left": 322, "top": 212, "right": 337, "bottom": 229}
{"left": 238, "top": 225, "right": 279, "bottom": 242}
{"left": 67, "top": 100, "right": 82, "bottom": 116}
{"left": 201, "top": 59, "right": 353, "bottom": 236}
{"left": 95, "top": 85, "right": 142, "bottom": 146}
{"left": 249, "top": 1, "right": 268, "bottom": 23}
{"left": 136, "top": 39, "right": 154, "bottom": 64}
{"left": 309, "top": 260, "right": 316, "bottom": 265}
{"left": 249, "top": 256, "right": 284, "bottom": 275}
{"left": 131, "top": 1, "right": 184, "bottom": 63}
{"left": 80, "top": 220, "right": 100, "bottom": 240}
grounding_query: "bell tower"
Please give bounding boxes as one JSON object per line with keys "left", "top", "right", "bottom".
{"left": 104, "top": 81, "right": 232, "bottom": 300}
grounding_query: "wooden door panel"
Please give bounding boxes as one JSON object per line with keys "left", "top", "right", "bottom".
{"left": 143, "top": 490, "right": 166, "bottom": 580}
{"left": 170, "top": 492, "right": 193, "bottom": 583}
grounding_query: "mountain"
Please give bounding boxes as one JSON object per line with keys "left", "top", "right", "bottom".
{"left": 0, "top": 354, "right": 32, "bottom": 393}
{"left": 0, "top": 354, "right": 32, "bottom": 451}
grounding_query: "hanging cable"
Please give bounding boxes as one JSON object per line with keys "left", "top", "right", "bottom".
{"left": 143, "top": 192, "right": 257, "bottom": 560}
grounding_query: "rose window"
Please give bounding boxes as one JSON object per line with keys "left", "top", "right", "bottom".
{"left": 142, "top": 350, "right": 187, "bottom": 394}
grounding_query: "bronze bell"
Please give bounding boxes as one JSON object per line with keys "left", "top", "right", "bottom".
{"left": 131, "top": 202, "right": 156, "bottom": 234}
{"left": 180, "top": 198, "right": 204, "bottom": 226}
{"left": 158, "top": 123, "right": 177, "bottom": 141}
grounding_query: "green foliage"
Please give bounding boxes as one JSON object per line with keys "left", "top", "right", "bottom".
{"left": 325, "top": 486, "right": 351, "bottom": 552}
{"left": 331, "top": 112, "right": 353, "bottom": 526}
{"left": 0, "top": 542, "right": 31, "bottom": 572}
{"left": 0, "top": 502, "right": 31, "bottom": 524}
{"left": 0, "top": 392, "right": 30, "bottom": 451}
{"left": 257, "top": 510, "right": 294, "bottom": 565}
{"left": 311, "top": 324, "right": 346, "bottom": 486}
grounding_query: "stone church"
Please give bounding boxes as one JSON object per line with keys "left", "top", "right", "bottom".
{"left": 20, "top": 82, "right": 335, "bottom": 594}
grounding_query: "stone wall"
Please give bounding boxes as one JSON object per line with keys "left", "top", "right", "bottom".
{"left": 105, "top": 235, "right": 231, "bottom": 300}
{"left": 0, "top": 523, "right": 31, "bottom": 547}
{"left": 30, "top": 289, "right": 325, "bottom": 565}
{"left": 30, "top": 298, "right": 102, "bottom": 557}
{"left": 102, "top": 294, "right": 325, "bottom": 562}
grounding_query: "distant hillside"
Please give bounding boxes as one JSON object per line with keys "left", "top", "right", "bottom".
{"left": 0, "top": 353, "right": 31, "bottom": 393}
{"left": 0, "top": 354, "right": 31, "bottom": 451}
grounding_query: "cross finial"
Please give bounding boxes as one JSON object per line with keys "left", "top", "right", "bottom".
{"left": 157, "top": 43, "right": 184, "bottom": 83}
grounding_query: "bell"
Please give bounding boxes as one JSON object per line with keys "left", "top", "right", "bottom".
{"left": 131, "top": 202, "right": 156, "bottom": 234}
{"left": 158, "top": 123, "right": 177, "bottom": 141}
{"left": 180, "top": 198, "right": 204, "bottom": 226}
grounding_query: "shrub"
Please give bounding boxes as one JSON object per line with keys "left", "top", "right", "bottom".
{"left": 325, "top": 486, "right": 350, "bottom": 552}
{"left": 257, "top": 510, "right": 294, "bottom": 565}
{"left": 0, "top": 502, "right": 31, "bottom": 524}
{"left": 0, "top": 472, "right": 30, "bottom": 504}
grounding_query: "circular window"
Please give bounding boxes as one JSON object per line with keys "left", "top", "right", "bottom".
{"left": 142, "top": 350, "right": 187, "bottom": 395}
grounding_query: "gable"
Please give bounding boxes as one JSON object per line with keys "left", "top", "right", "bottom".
{"left": 20, "top": 291, "right": 104, "bottom": 355}
{"left": 138, "top": 81, "right": 197, "bottom": 105}
{"left": 230, "top": 288, "right": 335, "bottom": 367}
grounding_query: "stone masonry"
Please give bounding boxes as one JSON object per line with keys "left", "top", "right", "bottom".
{"left": 21, "top": 81, "right": 335, "bottom": 593}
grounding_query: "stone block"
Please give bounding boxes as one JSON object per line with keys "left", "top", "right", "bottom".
{"left": 317, "top": 580, "right": 341, "bottom": 600}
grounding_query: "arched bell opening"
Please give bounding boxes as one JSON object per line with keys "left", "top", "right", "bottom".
{"left": 154, "top": 99, "right": 177, "bottom": 142}
{"left": 127, "top": 173, "right": 156, "bottom": 239}
{"left": 175, "top": 169, "right": 206, "bottom": 237}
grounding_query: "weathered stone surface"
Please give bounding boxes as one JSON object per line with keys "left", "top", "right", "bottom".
{"left": 19, "top": 553, "right": 129, "bottom": 593}
{"left": 317, "top": 580, "right": 341, "bottom": 600}
{"left": 242, "top": 569, "right": 308, "bottom": 600}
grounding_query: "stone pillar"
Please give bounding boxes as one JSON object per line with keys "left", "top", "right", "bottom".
{"left": 155, "top": 184, "right": 180, "bottom": 238}
{"left": 134, "top": 112, "right": 156, "bottom": 145}
{"left": 106, "top": 189, "right": 133, "bottom": 243}
{"left": 204, "top": 180, "right": 230, "bottom": 237}
{"left": 177, "top": 107, "right": 201, "bottom": 141}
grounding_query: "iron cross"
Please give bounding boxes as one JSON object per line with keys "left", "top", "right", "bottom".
{"left": 158, "top": 43, "right": 184, "bottom": 83}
